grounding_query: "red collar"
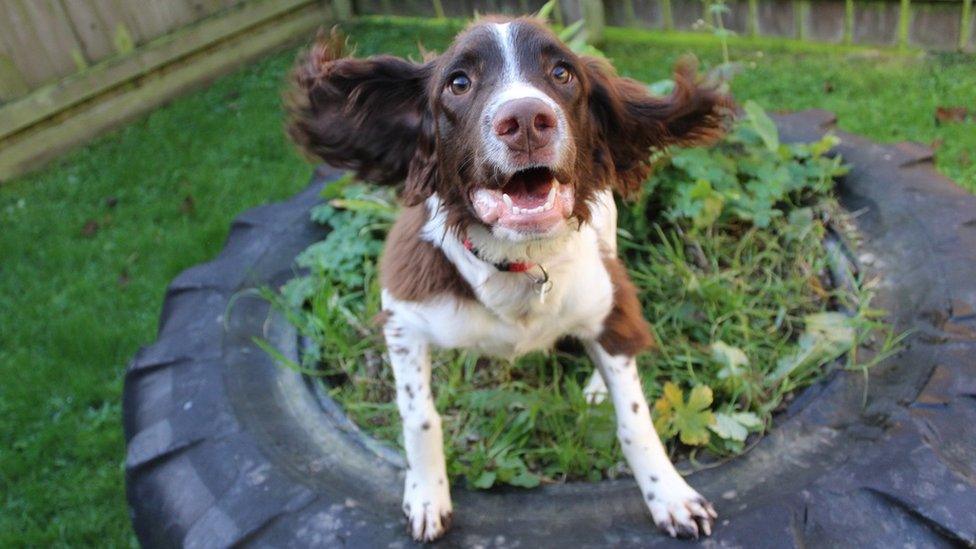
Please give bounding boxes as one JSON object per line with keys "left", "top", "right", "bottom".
{"left": 462, "top": 238, "right": 534, "bottom": 273}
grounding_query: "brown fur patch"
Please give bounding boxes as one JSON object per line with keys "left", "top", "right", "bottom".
{"left": 372, "top": 309, "right": 393, "bottom": 327}
{"left": 598, "top": 256, "right": 656, "bottom": 357}
{"left": 380, "top": 203, "right": 476, "bottom": 303}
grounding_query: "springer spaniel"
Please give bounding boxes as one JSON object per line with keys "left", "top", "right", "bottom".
{"left": 289, "top": 17, "right": 731, "bottom": 542}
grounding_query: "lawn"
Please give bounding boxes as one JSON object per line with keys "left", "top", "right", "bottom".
{"left": 1, "top": 16, "right": 973, "bottom": 546}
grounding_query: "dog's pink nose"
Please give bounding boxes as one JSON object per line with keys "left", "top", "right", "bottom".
{"left": 493, "top": 98, "right": 558, "bottom": 152}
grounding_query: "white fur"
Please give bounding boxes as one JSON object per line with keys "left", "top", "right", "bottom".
{"left": 402, "top": 193, "right": 613, "bottom": 356}
{"left": 382, "top": 189, "right": 715, "bottom": 541}
{"left": 383, "top": 312, "right": 452, "bottom": 541}
{"left": 482, "top": 22, "right": 571, "bottom": 173}
{"left": 585, "top": 343, "right": 716, "bottom": 538}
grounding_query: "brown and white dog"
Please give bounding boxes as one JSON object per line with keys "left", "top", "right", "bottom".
{"left": 289, "top": 17, "right": 731, "bottom": 542}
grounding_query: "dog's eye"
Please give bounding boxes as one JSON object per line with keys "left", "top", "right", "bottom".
{"left": 552, "top": 64, "right": 572, "bottom": 84}
{"left": 449, "top": 73, "right": 471, "bottom": 95}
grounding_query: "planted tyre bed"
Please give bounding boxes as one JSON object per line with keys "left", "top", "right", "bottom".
{"left": 123, "top": 111, "right": 976, "bottom": 548}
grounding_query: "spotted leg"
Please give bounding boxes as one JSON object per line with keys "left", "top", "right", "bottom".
{"left": 584, "top": 341, "right": 717, "bottom": 538}
{"left": 582, "top": 370, "right": 608, "bottom": 404}
{"left": 383, "top": 315, "right": 453, "bottom": 542}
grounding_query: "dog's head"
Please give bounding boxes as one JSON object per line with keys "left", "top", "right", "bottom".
{"left": 289, "top": 18, "right": 732, "bottom": 243}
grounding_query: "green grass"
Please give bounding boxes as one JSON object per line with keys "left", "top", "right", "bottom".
{"left": 598, "top": 25, "right": 976, "bottom": 192}
{"left": 0, "top": 16, "right": 972, "bottom": 545}
{"left": 0, "top": 48, "right": 313, "bottom": 546}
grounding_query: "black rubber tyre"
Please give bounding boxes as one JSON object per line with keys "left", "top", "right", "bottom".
{"left": 124, "top": 112, "right": 976, "bottom": 548}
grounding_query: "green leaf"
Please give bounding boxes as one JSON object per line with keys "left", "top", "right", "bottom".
{"left": 744, "top": 100, "right": 780, "bottom": 152}
{"left": 711, "top": 341, "right": 749, "bottom": 383}
{"left": 768, "top": 312, "right": 856, "bottom": 383}
{"left": 328, "top": 198, "right": 396, "bottom": 216}
{"left": 320, "top": 172, "right": 358, "bottom": 200}
{"left": 558, "top": 19, "right": 585, "bottom": 42}
{"left": 279, "top": 276, "right": 316, "bottom": 308}
{"left": 535, "top": 0, "right": 558, "bottom": 21}
{"left": 732, "top": 411, "right": 762, "bottom": 429}
{"left": 472, "top": 471, "right": 497, "bottom": 489}
{"left": 710, "top": 411, "right": 762, "bottom": 442}
{"left": 509, "top": 471, "right": 541, "bottom": 488}
{"left": 653, "top": 382, "right": 715, "bottom": 446}
{"left": 809, "top": 133, "right": 840, "bottom": 158}
{"left": 709, "top": 413, "right": 747, "bottom": 441}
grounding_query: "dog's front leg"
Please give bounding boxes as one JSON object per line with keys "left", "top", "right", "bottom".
{"left": 384, "top": 319, "right": 453, "bottom": 542}
{"left": 585, "top": 341, "right": 717, "bottom": 538}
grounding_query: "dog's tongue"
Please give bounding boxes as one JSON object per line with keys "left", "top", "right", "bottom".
{"left": 471, "top": 171, "right": 575, "bottom": 235}
{"left": 505, "top": 167, "right": 553, "bottom": 208}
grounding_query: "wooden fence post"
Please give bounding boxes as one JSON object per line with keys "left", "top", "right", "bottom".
{"left": 794, "top": 1, "right": 809, "bottom": 40}
{"left": 432, "top": 0, "right": 445, "bottom": 19}
{"left": 580, "top": 0, "right": 605, "bottom": 45}
{"left": 748, "top": 0, "right": 759, "bottom": 37}
{"left": 622, "top": 0, "right": 637, "bottom": 27}
{"left": 844, "top": 0, "right": 854, "bottom": 44}
{"left": 898, "top": 0, "right": 911, "bottom": 49}
{"left": 332, "top": 0, "right": 354, "bottom": 20}
{"left": 661, "top": 0, "right": 673, "bottom": 30}
{"left": 0, "top": 55, "right": 30, "bottom": 102}
{"left": 961, "top": 0, "right": 973, "bottom": 51}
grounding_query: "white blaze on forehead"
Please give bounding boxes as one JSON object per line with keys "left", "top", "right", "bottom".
{"left": 484, "top": 21, "right": 570, "bottom": 171}
{"left": 492, "top": 22, "right": 519, "bottom": 84}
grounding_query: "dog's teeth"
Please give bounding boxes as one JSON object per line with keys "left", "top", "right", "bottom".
{"left": 545, "top": 185, "right": 557, "bottom": 208}
{"left": 512, "top": 206, "right": 522, "bottom": 215}
{"left": 502, "top": 193, "right": 513, "bottom": 209}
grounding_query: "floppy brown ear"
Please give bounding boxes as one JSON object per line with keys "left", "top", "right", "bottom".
{"left": 585, "top": 56, "right": 733, "bottom": 196}
{"left": 287, "top": 29, "right": 435, "bottom": 188}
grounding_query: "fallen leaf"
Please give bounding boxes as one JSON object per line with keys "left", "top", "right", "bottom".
{"left": 653, "top": 382, "right": 715, "bottom": 446}
{"left": 935, "top": 106, "right": 968, "bottom": 125}
{"left": 181, "top": 195, "right": 196, "bottom": 215}
{"left": 105, "top": 196, "right": 119, "bottom": 209}
{"left": 768, "top": 312, "right": 855, "bottom": 383}
{"left": 823, "top": 80, "right": 834, "bottom": 93}
{"left": 81, "top": 220, "right": 99, "bottom": 237}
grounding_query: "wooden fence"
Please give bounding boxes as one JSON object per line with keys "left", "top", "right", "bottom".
{"left": 0, "top": 0, "right": 340, "bottom": 182}
{"left": 1, "top": 1, "right": 972, "bottom": 105}
{"left": 353, "top": 0, "right": 974, "bottom": 51}
{"left": 1, "top": 0, "right": 972, "bottom": 182}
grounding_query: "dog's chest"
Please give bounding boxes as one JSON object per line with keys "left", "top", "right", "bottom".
{"left": 469, "top": 262, "right": 612, "bottom": 356}
{"left": 385, "top": 230, "right": 614, "bottom": 359}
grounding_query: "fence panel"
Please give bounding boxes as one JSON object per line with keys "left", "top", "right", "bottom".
{"left": 0, "top": 0, "right": 249, "bottom": 100}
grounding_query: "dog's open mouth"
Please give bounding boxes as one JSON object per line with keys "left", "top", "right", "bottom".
{"left": 471, "top": 167, "right": 575, "bottom": 234}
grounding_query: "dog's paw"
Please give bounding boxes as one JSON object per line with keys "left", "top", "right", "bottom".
{"left": 582, "top": 372, "right": 608, "bottom": 405}
{"left": 402, "top": 475, "right": 453, "bottom": 542}
{"left": 644, "top": 477, "right": 717, "bottom": 539}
